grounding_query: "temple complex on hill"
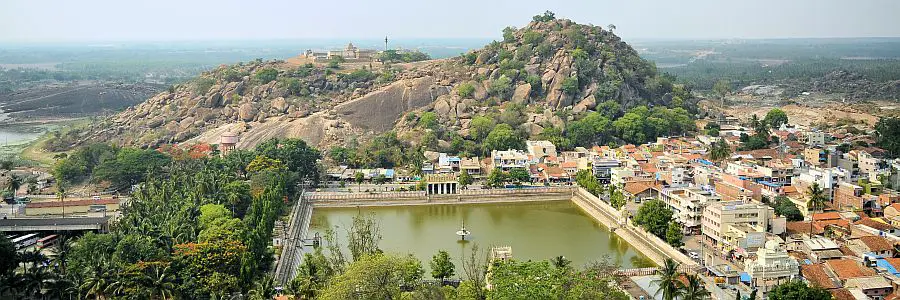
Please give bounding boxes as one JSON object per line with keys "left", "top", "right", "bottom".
{"left": 303, "top": 42, "right": 378, "bottom": 62}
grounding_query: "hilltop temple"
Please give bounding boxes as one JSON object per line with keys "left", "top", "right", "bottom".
{"left": 303, "top": 42, "right": 377, "bottom": 62}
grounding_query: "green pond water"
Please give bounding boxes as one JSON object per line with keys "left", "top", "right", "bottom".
{"left": 309, "top": 201, "right": 654, "bottom": 271}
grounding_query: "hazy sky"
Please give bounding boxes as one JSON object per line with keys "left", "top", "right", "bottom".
{"left": 1, "top": 0, "right": 898, "bottom": 42}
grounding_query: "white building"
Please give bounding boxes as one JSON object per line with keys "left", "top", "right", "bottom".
{"left": 526, "top": 140, "right": 558, "bottom": 163}
{"left": 660, "top": 187, "right": 721, "bottom": 234}
{"left": 745, "top": 241, "right": 800, "bottom": 292}
{"left": 491, "top": 149, "right": 529, "bottom": 171}
{"left": 702, "top": 200, "right": 774, "bottom": 250}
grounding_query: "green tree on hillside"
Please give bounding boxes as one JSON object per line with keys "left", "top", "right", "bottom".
{"left": 764, "top": 108, "right": 789, "bottom": 128}
{"left": 469, "top": 116, "right": 496, "bottom": 142}
{"left": 484, "top": 124, "right": 524, "bottom": 153}
{"left": 254, "top": 68, "right": 278, "bottom": 83}
{"left": 713, "top": 79, "right": 731, "bottom": 105}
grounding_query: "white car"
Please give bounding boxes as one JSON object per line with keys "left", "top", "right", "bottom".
{"left": 688, "top": 251, "right": 700, "bottom": 260}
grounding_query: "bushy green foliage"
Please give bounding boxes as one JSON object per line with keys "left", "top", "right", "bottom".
{"left": 774, "top": 196, "right": 804, "bottom": 221}
{"left": 612, "top": 106, "right": 694, "bottom": 144}
{"left": 532, "top": 10, "right": 556, "bottom": 22}
{"left": 418, "top": 112, "right": 439, "bottom": 130}
{"left": 92, "top": 148, "right": 172, "bottom": 190}
{"left": 768, "top": 281, "right": 833, "bottom": 300}
{"left": 633, "top": 199, "right": 674, "bottom": 239}
{"left": 195, "top": 77, "right": 216, "bottom": 95}
{"left": 488, "top": 75, "right": 513, "bottom": 98}
{"left": 254, "top": 68, "right": 279, "bottom": 83}
{"left": 52, "top": 143, "right": 119, "bottom": 184}
{"left": 490, "top": 258, "right": 628, "bottom": 300}
{"left": 566, "top": 112, "right": 612, "bottom": 147}
{"left": 457, "top": 83, "right": 475, "bottom": 98}
{"left": 484, "top": 123, "right": 524, "bottom": 152}
{"left": 876, "top": 117, "right": 900, "bottom": 158}
{"left": 342, "top": 68, "right": 376, "bottom": 83}
{"left": 430, "top": 250, "right": 455, "bottom": 280}
{"left": 522, "top": 30, "right": 544, "bottom": 45}
{"left": 469, "top": 116, "right": 496, "bottom": 142}
{"left": 764, "top": 108, "right": 789, "bottom": 128}
{"left": 561, "top": 76, "right": 579, "bottom": 95}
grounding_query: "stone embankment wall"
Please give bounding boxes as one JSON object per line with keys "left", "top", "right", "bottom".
{"left": 570, "top": 187, "right": 697, "bottom": 267}
{"left": 309, "top": 187, "right": 574, "bottom": 208}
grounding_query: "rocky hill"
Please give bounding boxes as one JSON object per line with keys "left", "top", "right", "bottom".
{"left": 48, "top": 13, "right": 695, "bottom": 155}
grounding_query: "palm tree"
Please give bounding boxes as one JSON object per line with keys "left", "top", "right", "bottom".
{"left": 81, "top": 262, "right": 111, "bottom": 300}
{"left": 807, "top": 183, "right": 827, "bottom": 213}
{"left": 51, "top": 234, "right": 73, "bottom": 275}
{"left": 248, "top": 276, "right": 277, "bottom": 300}
{"left": 22, "top": 267, "right": 51, "bottom": 299}
{"left": 551, "top": 255, "right": 572, "bottom": 269}
{"left": 709, "top": 140, "right": 731, "bottom": 164}
{"left": 8, "top": 174, "right": 22, "bottom": 197}
{"left": 680, "top": 274, "right": 711, "bottom": 300}
{"left": 57, "top": 183, "right": 67, "bottom": 217}
{"left": 652, "top": 258, "right": 684, "bottom": 300}
{"left": 142, "top": 264, "right": 177, "bottom": 300}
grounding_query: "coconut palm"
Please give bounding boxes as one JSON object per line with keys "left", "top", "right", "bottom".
{"left": 142, "top": 264, "right": 177, "bottom": 300}
{"left": 680, "top": 274, "right": 711, "bottom": 300}
{"left": 551, "top": 255, "right": 572, "bottom": 269}
{"left": 709, "top": 140, "right": 732, "bottom": 164}
{"left": 248, "top": 276, "right": 277, "bottom": 300}
{"left": 8, "top": 174, "right": 22, "bottom": 196}
{"left": 806, "top": 183, "right": 827, "bottom": 213}
{"left": 652, "top": 258, "right": 684, "bottom": 300}
{"left": 81, "top": 262, "right": 112, "bottom": 300}
{"left": 22, "top": 267, "right": 52, "bottom": 298}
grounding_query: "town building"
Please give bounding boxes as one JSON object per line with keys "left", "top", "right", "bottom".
{"left": 526, "top": 140, "right": 557, "bottom": 163}
{"left": 491, "top": 150, "right": 529, "bottom": 171}
{"left": 660, "top": 187, "right": 720, "bottom": 234}
{"left": 592, "top": 158, "right": 620, "bottom": 184}
{"left": 745, "top": 241, "right": 800, "bottom": 292}
{"left": 701, "top": 200, "right": 773, "bottom": 250}
{"left": 424, "top": 174, "right": 458, "bottom": 195}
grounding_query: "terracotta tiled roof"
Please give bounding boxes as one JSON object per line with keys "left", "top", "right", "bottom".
{"left": 786, "top": 221, "right": 821, "bottom": 235}
{"left": 560, "top": 161, "right": 577, "bottom": 169}
{"left": 884, "top": 258, "right": 900, "bottom": 270}
{"left": 825, "top": 259, "right": 876, "bottom": 281}
{"left": 856, "top": 218, "right": 896, "bottom": 231}
{"left": 857, "top": 235, "right": 894, "bottom": 252}
{"left": 638, "top": 163, "right": 658, "bottom": 174}
{"left": 783, "top": 186, "right": 799, "bottom": 194}
{"left": 624, "top": 182, "right": 652, "bottom": 196}
{"left": 801, "top": 264, "right": 838, "bottom": 289}
{"left": 813, "top": 212, "right": 842, "bottom": 221}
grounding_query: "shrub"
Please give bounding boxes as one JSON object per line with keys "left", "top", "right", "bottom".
{"left": 457, "top": 83, "right": 475, "bottom": 98}
{"left": 254, "top": 68, "right": 278, "bottom": 83}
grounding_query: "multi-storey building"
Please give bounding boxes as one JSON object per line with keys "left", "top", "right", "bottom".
{"left": 491, "top": 149, "right": 529, "bottom": 171}
{"left": 660, "top": 187, "right": 720, "bottom": 234}
{"left": 702, "top": 200, "right": 773, "bottom": 250}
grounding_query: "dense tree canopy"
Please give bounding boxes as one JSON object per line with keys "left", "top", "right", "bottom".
{"left": 876, "top": 117, "right": 900, "bottom": 158}
{"left": 633, "top": 200, "right": 675, "bottom": 240}
{"left": 768, "top": 281, "right": 832, "bottom": 300}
